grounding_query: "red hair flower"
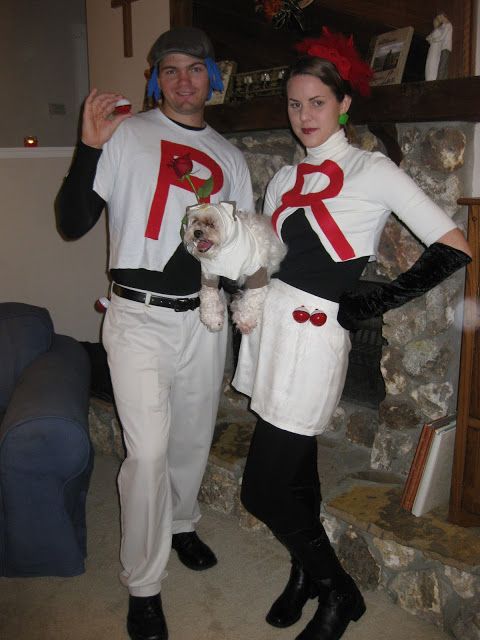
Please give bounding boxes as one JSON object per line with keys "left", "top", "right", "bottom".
{"left": 295, "top": 27, "right": 373, "bottom": 96}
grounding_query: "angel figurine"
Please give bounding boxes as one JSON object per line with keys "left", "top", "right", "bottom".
{"left": 425, "top": 13, "right": 452, "bottom": 80}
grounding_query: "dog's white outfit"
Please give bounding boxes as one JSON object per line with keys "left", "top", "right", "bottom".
{"left": 233, "top": 129, "right": 457, "bottom": 436}
{"left": 184, "top": 202, "right": 287, "bottom": 333}
{"left": 190, "top": 202, "right": 265, "bottom": 280}
{"left": 93, "top": 109, "right": 254, "bottom": 596}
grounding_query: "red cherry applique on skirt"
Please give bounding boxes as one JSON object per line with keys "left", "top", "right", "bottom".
{"left": 310, "top": 310, "right": 327, "bottom": 326}
{"left": 292, "top": 306, "right": 310, "bottom": 323}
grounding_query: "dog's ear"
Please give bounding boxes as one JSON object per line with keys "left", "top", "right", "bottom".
{"left": 186, "top": 203, "right": 200, "bottom": 216}
{"left": 220, "top": 201, "right": 237, "bottom": 221}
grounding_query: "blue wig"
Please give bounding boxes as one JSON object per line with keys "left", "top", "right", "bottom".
{"left": 205, "top": 57, "right": 224, "bottom": 100}
{"left": 146, "top": 58, "right": 224, "bottom": 102}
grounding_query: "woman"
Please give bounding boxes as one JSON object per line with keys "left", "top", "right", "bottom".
{"left": 232, "top": 29, "right": 471, "bottom": 640}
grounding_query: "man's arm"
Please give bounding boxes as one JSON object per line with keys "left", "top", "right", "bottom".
{"left": 57, "top": 89, "right": 132, "bottom": 239}
{"left": 56, "top": 142, "right": 105, "bottom": 239}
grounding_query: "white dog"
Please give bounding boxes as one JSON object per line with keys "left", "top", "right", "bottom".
{"left": 183, "top": 201, "right": 287, "bottom": 333}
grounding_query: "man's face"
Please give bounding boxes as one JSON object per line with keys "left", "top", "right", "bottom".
{"left": 158, "top": 53, "right": 210, "bottom": 124}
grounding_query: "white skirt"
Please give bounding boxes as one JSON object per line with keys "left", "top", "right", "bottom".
{"left": 232, "top": 279, "right": 351, "bottom": 436}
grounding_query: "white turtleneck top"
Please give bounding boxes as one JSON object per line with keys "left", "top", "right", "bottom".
{"left": 264, "top": 129, "right": 456, "bottom": 266}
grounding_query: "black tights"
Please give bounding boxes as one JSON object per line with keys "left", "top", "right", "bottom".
{"left": 241, "top": 417, "right": 321, "bottom": 535}
{"left": 241, "top": 418, "right": 350, "bottom": 587}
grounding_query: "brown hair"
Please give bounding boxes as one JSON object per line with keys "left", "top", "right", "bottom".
{"left": 287, "top": 56, "right": 352, "bottom": 102}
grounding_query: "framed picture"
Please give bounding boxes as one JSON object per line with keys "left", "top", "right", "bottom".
{"left": 206, "top": 60, "right": 237, "bottom": 106}
{"left": 369, "top": 27, "right": 414, "bottom": 86}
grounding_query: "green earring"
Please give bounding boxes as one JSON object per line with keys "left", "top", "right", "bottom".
{"left": 338, "top": 112, "right": 349, "bottom": 125}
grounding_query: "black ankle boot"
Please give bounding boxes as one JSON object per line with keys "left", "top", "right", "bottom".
{"left": 279, "top": 526, "right": 366, "bottom": 640}
{"left": 295, "top": 575, "right": 366, "bottom": 640}
{"left": 127, "top": 593, "right": 168, "bottom": 640}
{"left": 266, "top": 557, "right": 318, "bottom": 628}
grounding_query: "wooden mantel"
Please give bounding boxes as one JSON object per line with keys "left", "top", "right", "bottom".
{"left": 171, "top": 0, "right": 479, "bottom": 133}
{"left": 205, "top": 76, "right": 480, "bottom": 133}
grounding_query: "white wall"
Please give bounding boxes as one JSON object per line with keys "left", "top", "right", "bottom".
{"left": 0, "top": 0, "right": 89, "bottom": 148}
{"left": 0, "top": 149, "right": 108, "bottom": 341}
{"left": 0, "top": 1, "right": 170, "bottom": 342}
{"left": 86, "top": 0, "right": 170, "bottom": 114}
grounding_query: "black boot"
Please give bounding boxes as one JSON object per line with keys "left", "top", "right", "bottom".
{"left": 295, "top": 575, "right": 365, "bottom": 640}
{"left": 127, "top": 593, "right": 168, "bottom": 640}
{"left": 283, "top": 527, "right": 366, "bottom": 640}
{"left": 266, "top": 556, "right": 318, "bottom": 627}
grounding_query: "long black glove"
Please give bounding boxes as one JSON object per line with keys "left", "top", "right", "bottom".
{"left": 337, "top": 242, "right": 471, "bottom": 331}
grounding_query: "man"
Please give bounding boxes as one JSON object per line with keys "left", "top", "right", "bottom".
{"left": 57, "top": 26, "right": 254, "bottom": 640}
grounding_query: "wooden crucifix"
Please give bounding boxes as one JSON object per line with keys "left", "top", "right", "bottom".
{"left": 111, "top": 0, "right": 141, "bottom": 58}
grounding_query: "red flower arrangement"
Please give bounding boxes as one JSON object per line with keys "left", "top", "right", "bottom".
{"left": 260, "top": 0, "right": 283, "bottom": 20}
{"left": 255, "top": 0, "right": 313, "bottom": 29}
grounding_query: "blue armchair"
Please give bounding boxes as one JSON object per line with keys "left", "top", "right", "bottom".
{"left": 0, "top": 302, "right": 93, "bottom": 577}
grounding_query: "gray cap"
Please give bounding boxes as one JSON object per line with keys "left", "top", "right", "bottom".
{"left": 148, "top": 26, "right": 215, "bottom": 66}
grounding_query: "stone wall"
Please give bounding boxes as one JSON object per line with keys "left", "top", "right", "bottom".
{"left": 322, "top": 501, "right": 480, "bottom": 639}
{"left": 225, "top": 123, "right": 473, "bottom": 478}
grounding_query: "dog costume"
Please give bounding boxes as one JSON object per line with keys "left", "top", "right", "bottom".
{"left": 183, "top": 201, "right": 286, "bottom": 333}
{"left": 185, "top": 202, "right": 266, "bottom": 281}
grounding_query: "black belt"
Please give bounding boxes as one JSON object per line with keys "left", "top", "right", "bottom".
{"left": 112, "top": 284, "right": 200, "bottom": 312}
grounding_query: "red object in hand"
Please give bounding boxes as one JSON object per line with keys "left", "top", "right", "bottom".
{"left": 114, "top": 98, "right": 132, "bottom": 115}
{"left": 310, "top": 310, "right": 327, "bottom": 326}
{"left": 292, "top": 306, "right": 310, "bottom": 323}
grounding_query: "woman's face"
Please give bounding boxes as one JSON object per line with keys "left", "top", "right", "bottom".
{"left": 286, "top": 73, "right": 351, "bottom": 148}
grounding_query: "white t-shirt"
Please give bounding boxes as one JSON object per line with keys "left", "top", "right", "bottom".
{"left": 94, "top": 108, "right": 254, "bottom": 271}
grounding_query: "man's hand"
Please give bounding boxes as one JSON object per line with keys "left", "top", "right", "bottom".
{"left": 81, "top": 89, "right": 132, "bottom": 149}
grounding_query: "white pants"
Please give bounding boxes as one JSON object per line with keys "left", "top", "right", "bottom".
{"left": 102, "top": 289, "right": 227, "bottom": 597}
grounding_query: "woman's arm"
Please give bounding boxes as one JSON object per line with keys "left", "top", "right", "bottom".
{"left": 337, "top": 239, "right": 471, "bottom": 331}
{"left": 437, "top": 227, "right": 472, "bottom": 257}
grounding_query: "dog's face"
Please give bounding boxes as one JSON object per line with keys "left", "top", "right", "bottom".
{"left": 183, "top": 205, "right": 226, "bottom": 260}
